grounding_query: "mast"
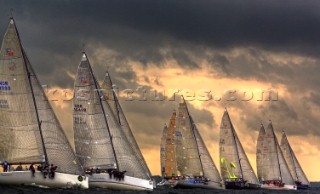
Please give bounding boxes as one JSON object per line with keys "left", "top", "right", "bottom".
{"left": 85, "top": 53, "right": 119, "bottom": 169}
{"left": 271, "top": 121, "right": 282, "bottom": 182}
{"left": 12, "top": 17, "right": 48, "bottom": 163}
{"left": 225, "top": 109, "right": 244, "bottom": 180}
{"left": 282, "top": 131, "right": 299, "bottom": 182}
{"left": 105, "top": 71, "right": 121, "bottom": 124}
{"left": 181, "top": 96, "right": 204, "bottom": 176}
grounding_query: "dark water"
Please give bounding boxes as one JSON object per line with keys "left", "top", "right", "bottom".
{"left": 1, "top": 184, "right": 320, "bottom": 194}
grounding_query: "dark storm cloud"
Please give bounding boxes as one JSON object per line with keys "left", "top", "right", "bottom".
{"left": 1, "top": 0, "right": 320, "bottom": 67}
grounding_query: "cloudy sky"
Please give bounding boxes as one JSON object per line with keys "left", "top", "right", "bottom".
{"left": 1, "top": 0, "right": 320, "bottom": 180}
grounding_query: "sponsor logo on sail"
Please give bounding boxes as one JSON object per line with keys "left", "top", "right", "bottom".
{"left": 5, "top": 48, "right": 14, "bottom": 56}
{"left": 0, "top": 81, "right": 11, "bottom": 91}
{"left": 80, "top": 76, "right": 88, "bottom": 85}
{"left": 0, "top": 99, "right": 9, "bottom": 108}
{"left": 74, "top": 104, "right": 87, "bottom": 112}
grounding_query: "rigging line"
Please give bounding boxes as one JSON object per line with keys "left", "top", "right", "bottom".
{"left": 12, "top": 18, "right": 48, "bottom": 164}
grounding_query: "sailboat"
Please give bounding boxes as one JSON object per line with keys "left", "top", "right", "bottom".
{"left": 73, "top": 53, "right": 153, "bottom": 190}
{"left": 160, "top": 123, "right": 168, "bottom": 178}
{"left": 257, "top": 121, "right": 297, "bottom": 190}
{"left": 280, "top": 131, "right": 310, "bottom": 190}
{"left": 219, "top": 109, "right": 260, "bottom": 189}
{"left": 160, "top": 97, "right": 223, "bottom": 189}
{"left": 0, "top": 18, "right": 88, "bottom": 188}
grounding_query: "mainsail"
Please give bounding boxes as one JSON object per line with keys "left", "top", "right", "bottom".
{"left": 175, "top": 98, "right": 202, "bottom": 177}
{"left": 219, "top": 110, "right": 259, "bottom": 185}
{"left": 260, "top": 122, "right": 294, "bottom": 185}
{"left": 160, "top": 124, "right": 167, "bottom": 177}
{"left": 163, "top": 111, "right": 178, "bottom": 177}
{"left": 101, "top": 72, "right": 151, "bottom": 178}
{"left": 0, "top": 18, "right": 83, "bottom": 175}
{"left": 73, "top": 53, "right": 149, "bottom": 179}
{"left": 256, "top": 124, "right": 266, "bottom": 181}
{"left": 280, "top": 131, "right": 309, "bottom": 185}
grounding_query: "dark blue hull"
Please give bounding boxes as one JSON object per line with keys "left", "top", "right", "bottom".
{"left": 297, "top": 184, "right": 310, "bottom": 190}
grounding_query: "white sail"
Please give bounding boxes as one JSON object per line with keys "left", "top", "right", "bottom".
{"left": 261, "top": 122, "right": 295, "bottom": 185}
{"left": 280, "top": 131, "right": 309, "bottom": 185}
{"left": 192, "top": 121, "right": 222, "bottom": 183}
{"left": 219, "top": 110, "right": 259, "bottom": 185}
{"left": 0, "top": 18, "right": 84, "bottom": 175}
{"left": 256, "top": 124, "right": 265, "bottom": 180}
{"left": 101, "top": 72, "right": 151, "bottom": 178}
{"left": 175, "top": 98, "right": 202, "bottom": 176}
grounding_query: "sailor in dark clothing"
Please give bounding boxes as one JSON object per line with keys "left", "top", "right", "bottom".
{"left": 29, "top": 163, "right": 35, "bottom": 177}
{"left": 37, "top": 164, "right": 43, "bottom": 172}
{"left": 3, "top": 161, "right": 8, "bottom": 172}
{"left": 113, "top": 169, "right": 119, "bottom": 180}
{"left": 16, "top": 163, "right": 23, "bottom": 171}
{"left": 95, "top": 168, "right": 100, "bottom": 174}
{"left": 43, "top": 163, "right": 49, "bottom": 178}
{"left": 49, "top": 164, "right": 57, "bottom": 179}
{"left": 119, "top": 171, "right": 126, "bottom": 181}
{"left": 107, "top": 169, "right": 113, "bottom": 179}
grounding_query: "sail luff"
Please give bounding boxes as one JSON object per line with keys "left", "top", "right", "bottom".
{"left": 9, "top": 18, "right": 48, "bottom": 164}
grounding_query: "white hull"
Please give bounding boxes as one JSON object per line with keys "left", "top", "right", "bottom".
{"left": 89, "top": 173, "right": 154, "bottom": 190}
{"left": 261, "top": 183, "right": 297, "bottom": 190}
{"left": 0, "top": 171, "right": 88, "bottom": 189}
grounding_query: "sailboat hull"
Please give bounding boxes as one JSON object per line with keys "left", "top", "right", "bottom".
{"left": 296, "top": 184, "right": 310, "bottom": 190}
{"left": 0, "top": 171, "right": 88, "bottom": 189}
{"left": 88, "top": 173, "right": 154, "bottom": 190}
{"left": 172, "top": 180, "right": 223, "bottom": 189}
{"left": 261, "top": 183, "right": 297, "bottom": 190}
{"left": 225, "top": 180, "right": 260, "bottom": 190}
